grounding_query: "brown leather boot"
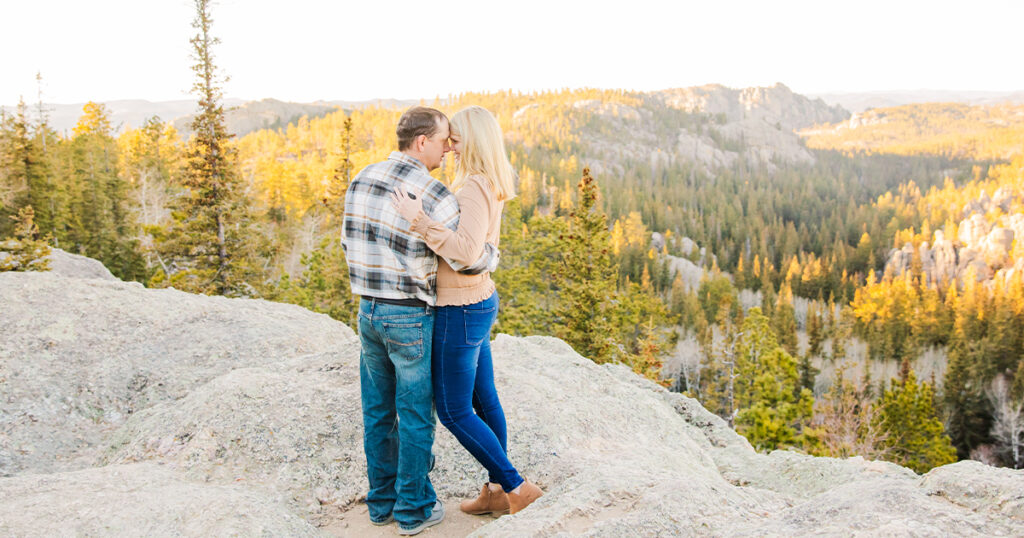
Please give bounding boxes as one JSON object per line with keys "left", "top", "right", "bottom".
{"left": 460, "top": 483, "right": 509, "bottom": 515}
{"left": 508, "top": 479, "right": 543, "bottom": 515}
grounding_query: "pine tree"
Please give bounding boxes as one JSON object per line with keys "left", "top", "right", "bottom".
{"left": 806, "top": 303, "right": 825, "bottom": 358}
{"left": 0, "top": 110, "right": 22, "bottom": 225}
{"left": 627, "top": 316, "right": 671, "bottom": 386}
{"left": 554, "top": 167, "right": 617, "bottom": 363}
{"left": 732, "top": 307, "right": 818, "bottom": 451}
{"left": 703, "top": 316, "right": 739, "bottom": 419}
{"left": 797, "top": 352, "right": 819, "bottom": 393}
{"left": 119, "top": 117, "right": 183, "bottom": 274}
{"left": 66, "top": 103, "right": 145, "bottom": 280}
{"left": 614, "top": 275, "right": 675, "bottom": 385}
{"left": 697, "top": 272, "right": 739, "bottom": 326}
{"left": 30, "top": 75, "right": 60, "bottom": 238}
{"left": 875, "top": 370, "right": 957, "bottom": 473}
{"left": 0, "top": 100, "right": 48, "bottom": 238}
{"left": 269, "top": 112, "right": 359, "bottom": 322}
{"left": 0, "top": 205, "right": 51, "bottom": 271}
{"left": 943, "top": 281, "right": 996, "bottom": 458}
{"left": 492, "top": 199, "right": 567, "bottom": 336}
{"left": 153, "top": 0, "right": 264, "bottom": 296}
{"left": 772, "top": 284, "right": 799, "bottom": 356}
{"left": 324, "top": 114, "right": 354, "bottom": 210}
{"left": 270, "top": 235, "right": 357, "bottom": 326}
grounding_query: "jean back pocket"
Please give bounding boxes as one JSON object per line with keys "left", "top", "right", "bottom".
{"left": 463, "top": 306, "right": 496, "bottom": 346}
{"left": 382, "top": 321, "right": 424, "bottom": 361}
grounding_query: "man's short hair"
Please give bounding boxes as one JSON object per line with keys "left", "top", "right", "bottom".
{"left": 397, "top": 106, "right": 447, "bottom": 151}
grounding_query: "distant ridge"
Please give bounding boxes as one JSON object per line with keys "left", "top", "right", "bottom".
{"left": 0, "top": 99, "right": 241, "bottom": 136}
{"left": 0, "top": 97, "right": 416, "bottom": 138}
{"left": 14, "top": 87, "right": 1024, "bottom": 138}
{"left": 318, "top": 98, "right": 419, "bottom": 109}
{"left": 811, "top": 90, "right": 1024, "bottom": 113}
{"left": 173, "top": 98, "right": 338, "bottom": 138}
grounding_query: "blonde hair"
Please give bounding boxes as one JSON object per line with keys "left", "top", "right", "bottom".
{"left": 449, "top": 106, "right": 516, "bottom": 201}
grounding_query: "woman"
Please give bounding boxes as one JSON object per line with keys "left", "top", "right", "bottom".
{"left": 391, "top": 105, "right": 544, "bottom": 516}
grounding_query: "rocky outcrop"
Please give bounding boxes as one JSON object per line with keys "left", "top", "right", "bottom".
{"left": 0, "top": 271, "right": 352, "bottom": 476}
{"left": 958, "top": 213, "right": 990, "bottom": 247}
{"left": 663, "top": 254, "right": 704, "bottom": 291}
{"left": 884, "top": 185, "right": 1023, "bottom": 284}
{"left": 719, "top": 118, "right": 817, "bottom": 166}
{"left": 654, "top": 83, "right": 849, "bottom": 171}
{"left": 42, "top": 247, "right": 119, "bottom": 281}
{"left": 511, "top": 84, "right": 850, "bottom": 175}
{"left": 0, "top": 463, "right": 321, "bottom": 536}
{"left": 675, "top": 128, "right": 738, "bottom": 169}
{"left": 657, "top": 83, "right": 848, "bottom": 131}
{"left": 2, "top": 267, "right": 1022, "bottom": 536}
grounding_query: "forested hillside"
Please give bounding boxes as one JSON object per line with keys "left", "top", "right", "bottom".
{"left": 801, "top": 102, "right": 1024, "bottom": 161}
{"left": 2, "top": 84, "right": 1022, "bottom": 472}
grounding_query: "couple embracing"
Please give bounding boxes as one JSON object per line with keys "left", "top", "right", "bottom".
{"left": 341, "top": 105, "right": 544, "bottom": 535}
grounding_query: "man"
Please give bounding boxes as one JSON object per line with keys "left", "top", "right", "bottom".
{"left": 341, "top": 106, "right": 497, "bottom": 535}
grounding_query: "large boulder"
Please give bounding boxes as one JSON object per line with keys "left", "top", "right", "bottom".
{"left": 2, "top": 267, "right": 1023, "bottom": 536}
{"left": 664, "top": 254, "right": 704, "bottom": 291}
{"left": 43, "top": 248, "right": 120, "bottom": 281}
{"left": 0, "top": 271, "right": 353, "bottom": 476}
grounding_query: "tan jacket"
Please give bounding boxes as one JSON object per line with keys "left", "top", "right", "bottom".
{"left": 410, "top": 174, "right": 503, "bottom": 306}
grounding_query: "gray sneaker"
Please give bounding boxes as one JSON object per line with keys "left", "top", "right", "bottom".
{"left": 370, "top": 513, "right": 393, "bottom": 526}
{"left": 397, "top": 501, "right": 445, "bottom": 536}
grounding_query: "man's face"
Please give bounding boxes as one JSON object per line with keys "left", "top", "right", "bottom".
{"left": 421, "top": 118, "right": 451, "bottom": 171}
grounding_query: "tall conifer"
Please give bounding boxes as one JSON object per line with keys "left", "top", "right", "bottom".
{"left": 731, "top": 307, "right": 817, "bottom": 451}
{"left": 67, "top": 103, "right": 144, "bottom": 280}
{"left": 875, "top": 370, "right": 957, "bottom": 473}
{"left": 555, "top": 167, "right": 617, "bottom": 363}
{"left": 0, "top": 101, "right": 47, "bottom": 237}
{"left": 154, "top": 0, "right": 262, "bottom": 295}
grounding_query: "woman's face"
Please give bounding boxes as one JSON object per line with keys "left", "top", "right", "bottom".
{"left": 449, "top": 128, "right": 464, "bottom": 162}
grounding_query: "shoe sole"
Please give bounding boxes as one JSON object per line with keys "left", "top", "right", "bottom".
{"left": 397, "top": 510, "right": 445, "bottom": 535}
{"left": 462, "top": 509, "right": 509, "bottom": 516}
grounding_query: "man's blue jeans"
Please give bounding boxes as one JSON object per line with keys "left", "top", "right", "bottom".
{"left": 433, "top": 291, "right": 524, "bottom": 492}
{"left": 358, "top": 298, "right": 437, "bottom": 528}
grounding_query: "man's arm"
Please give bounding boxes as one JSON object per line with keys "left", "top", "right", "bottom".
{"left": 459, "top": 242, "right": 500, "bottom": 274}
{"left": 419, "top": 180, "right": 500, "bottom": 274}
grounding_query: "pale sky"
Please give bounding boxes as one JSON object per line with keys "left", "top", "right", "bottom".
{"left": 3, "top": 0, "right": 1023, "bottom": 105}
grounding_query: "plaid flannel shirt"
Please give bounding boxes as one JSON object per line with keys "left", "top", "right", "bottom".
{"left": 342, "top": 151, "right": 498, "bottom": 305}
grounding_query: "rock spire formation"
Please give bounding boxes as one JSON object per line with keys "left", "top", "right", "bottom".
{"left": 884, "top": 189, "right": 1024, "bottom": 285}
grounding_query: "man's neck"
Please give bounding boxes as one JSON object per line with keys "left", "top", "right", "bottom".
{"left": 399, "top": 150, "right": 429, "bottom": 170}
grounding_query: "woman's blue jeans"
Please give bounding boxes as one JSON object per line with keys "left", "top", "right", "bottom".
{"left": 433, "top": 291, "right": 524, "bottom": 492}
